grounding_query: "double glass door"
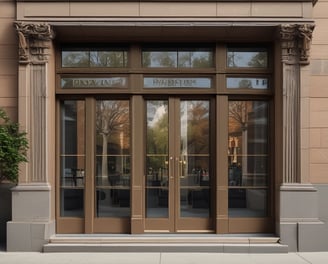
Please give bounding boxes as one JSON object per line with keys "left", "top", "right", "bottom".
{"left": 145, "top": 98, "right": 213, "bottom": 232}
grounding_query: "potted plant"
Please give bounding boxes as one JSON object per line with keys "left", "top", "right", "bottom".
{"left": 0, "top": 108, "right": 28, "bottom": 245}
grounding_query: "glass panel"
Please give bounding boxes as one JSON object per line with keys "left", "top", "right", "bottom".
{"left": 62, "top": 49, "right": 128, "bottom": 68}
{"left": 178, "top": 51, "right": 213, "bottom": 68}
{"left": 62, "top": 51, "right": 90, "bottom": 67}
{"left": 180, "top": 100, "right": 210, "bottom": 218}
{"left": 226, "top": 77, "right": 269, "bottom": 90}
{"left": 144, "top": 77, "right": 212, "bottom": 89}
{"left": 60, "top": 100, "right": 85, "bottom": 217}
{"left": 95, "top": 100, "right": 130, "bottom": 217}
{"left": 142, "top": 48, "right": 213, "bottom": 68}
{"left": 143, "top": 51, "right": 177, "bottom": 68}
{"left": 90, "top": 51, "right": 128, "bottom": 67}
{"left": 228, "top": 101, "right": 269, "bottom": 217}
{"left": 227, "top": 47, "right": 268, "bottom": 68}
{"left": 146, "top": 100, "right": 169, "bottom": 218}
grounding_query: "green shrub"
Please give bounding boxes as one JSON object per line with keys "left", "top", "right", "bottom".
{"left": 0, "top": 108, "right": 28, "bottom": 183}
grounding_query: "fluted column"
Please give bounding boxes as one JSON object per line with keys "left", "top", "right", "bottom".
{"left": 280, "top": 24, "right": 314, "bottom": 184}
{"left": 14, "top": 22, "right": 55, "bottom": 183}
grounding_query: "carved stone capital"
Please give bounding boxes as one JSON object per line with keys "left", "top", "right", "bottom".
{"left": 14, "top": 22, "right": 55, "bottom": 64}
{"left": 280, "top": 24, "right": 315, "bottom": 65}
{"left": 298, "top": 24, "right": 315, "bottom": 65}
{"left": 280, "top": 24, "right": 298, "bottom": 64}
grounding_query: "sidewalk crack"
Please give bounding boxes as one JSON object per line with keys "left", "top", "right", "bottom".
{"left": 296, "top": 253, "right": 312, "bottom": 264}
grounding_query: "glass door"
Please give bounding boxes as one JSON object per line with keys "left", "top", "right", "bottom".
{"left": 93, "top": 99, "right": 131, "bottom": 233}
{"left": 145, "top": 98, "right": 213, "bottom": 232}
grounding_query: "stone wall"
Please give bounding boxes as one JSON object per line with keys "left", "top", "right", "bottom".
{"left": 0, "top": 0, "right": 17, "bottom": 121}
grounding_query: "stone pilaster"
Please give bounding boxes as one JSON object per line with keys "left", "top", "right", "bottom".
{"left": 280, "top": 24, "right": 314, "bottom": 184}
{"left": 14, "top": 22, "right": 55, "bottom": 183}
{"left": 279, "top": 24, "right": 325, "bottom": 252}
{"left": 7, "top": 22, "right": 55, "bottom": 252}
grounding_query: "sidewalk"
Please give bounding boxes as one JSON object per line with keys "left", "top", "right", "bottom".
{"left": 0, "top": 251, "right": 328, "bottom": 264}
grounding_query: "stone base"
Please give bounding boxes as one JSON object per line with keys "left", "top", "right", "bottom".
{"left": 7, "top": 220, "right": 55, "bottom": 251}
{"left": 6, "top": 184, "right": 55, "bottom": 252}
{"left": 279, "top": 183, "right": 328, "bottom": 252}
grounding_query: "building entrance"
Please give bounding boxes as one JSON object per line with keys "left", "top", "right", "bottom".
{"left": 56, "top": 43, "right": 274, "bottom": 235}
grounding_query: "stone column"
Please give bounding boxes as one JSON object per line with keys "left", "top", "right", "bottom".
{"left": 280, "top": 24, "right": 314, "bottom": 184}
{"left": 279, "top": 24, "right": 325, "bottom": 252}
{"left": 7, "top": 22, "right": 56, "bottom": 252}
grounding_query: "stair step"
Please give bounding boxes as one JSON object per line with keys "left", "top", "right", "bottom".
{"left": 43, "top": 235, "right": 288, "bottom": 253}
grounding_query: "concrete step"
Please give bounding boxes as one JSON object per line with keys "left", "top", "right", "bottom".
{"left": 43, "top": 235, "right": 288, "bottom": 253}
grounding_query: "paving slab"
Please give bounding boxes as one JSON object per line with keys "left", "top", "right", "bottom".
{"left": 298, "top": 252, "right": 328, "bottom": 264}
{"left": 0, "top": 252, "right": 328, "bottom": 264}
{"left": 161, "top": 253, "right": 255, "bottom": 264}
{"left": 0, "top": 252, "right": 161, "bottom": 264}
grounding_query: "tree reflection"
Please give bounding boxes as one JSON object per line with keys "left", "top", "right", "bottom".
{"left": 96, "top": 101, "right": 129, "bottom": 177}
{"left": 62, "top": 50, "right": 127, "bottom": 68}
{"left": 90, "top": 51, "right": 127, "bottom": 67}
{"left": 229, "top": 101, "right": 249, "bottom": 132}
{"left": 227, "top": 49, "right": 267, "bottom": 68}
{"left": 62, "top": 51, "right": 89, "bottom": 67}
{"left": 142, "top": 50, "right": 213, "bottom": 68}
{"left": 181, "top": 101, "right": 209, "bottom": 155}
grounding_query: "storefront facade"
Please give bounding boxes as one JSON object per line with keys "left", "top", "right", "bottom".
{"left": 2, "top": 0, "right": 328, "bottom": 252}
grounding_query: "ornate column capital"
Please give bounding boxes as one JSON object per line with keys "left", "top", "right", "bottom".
{"left": 298, "top": 24, "right": 315, "bottom": 65}
{"left": 280, "top": 23, "right": 315, "bottom": 65}
{"left": 14, "top": 22, "right": 55, "bottom": 64}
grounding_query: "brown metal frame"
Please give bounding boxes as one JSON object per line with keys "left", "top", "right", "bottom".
{"left": 55, "top": 42, "right": 275, "bottom": 234}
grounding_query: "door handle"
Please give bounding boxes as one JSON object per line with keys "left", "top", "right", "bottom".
{"left": 169, "top": 156, "right": 174, "bottom": 179}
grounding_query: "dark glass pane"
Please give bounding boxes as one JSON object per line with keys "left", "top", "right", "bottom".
{"left": 60, "top": 100, "right": 85, "bottom": 217}
{"left": 95, "top": 100, "right": 130, "bottom": 218}
{"left": 227, "top": 48, "right": 268, "bottom": 68}
{"left": 146, "top": 100, "right": 169, "bottom": 218}
{"left": 226, "top": 77, "right": 269, "bottom": 89}
{"left": 228, "top": 101, "right": 269, "bottom": 218}
{"left": 228, "top": 189, "right": 267, "bottom": 217}
{"left": 180, "top": 100, "right": 210, "bottom": 218}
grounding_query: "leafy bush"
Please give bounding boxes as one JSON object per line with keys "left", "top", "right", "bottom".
{"left": 0, "top": 108, "right": 28, "bottom": 183}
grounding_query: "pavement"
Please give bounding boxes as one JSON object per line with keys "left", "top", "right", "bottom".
{"left": 0, "top": 251, "right": 328, "bottom": 264}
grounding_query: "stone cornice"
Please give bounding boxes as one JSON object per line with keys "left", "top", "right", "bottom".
{"left": 15, "top": 0, "right": 319, "bottom": 7}
{"left": 14, "top": 22, "right": 55, "bottom": 64}
{"left": 15, "top": 0, "right": 316, "bottom": 2}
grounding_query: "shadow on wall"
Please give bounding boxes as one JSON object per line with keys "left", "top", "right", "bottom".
{"left": 0, "top": 182, "right": 14, "bottom": 248}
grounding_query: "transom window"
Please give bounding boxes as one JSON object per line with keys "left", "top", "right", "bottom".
{"left": 142, "top": 47, "right": 214, "bottom": 68}
{"left": 227, "top": 47, "right": 268, "bottom": 68}
{"left": 62, "top": 47, "right": 128, "bottom": 68}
